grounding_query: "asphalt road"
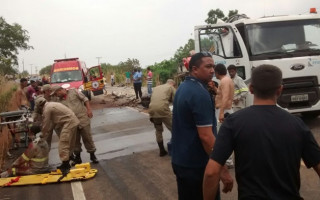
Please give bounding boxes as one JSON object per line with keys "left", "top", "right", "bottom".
{"left": 1, "top": 108, "right": 320, "bottom": 200}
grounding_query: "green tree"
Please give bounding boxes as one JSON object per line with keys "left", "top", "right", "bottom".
{"left": 173, "top": 39, "right": 195, "bottom": 64}
{"left": 205, "top": 9, "right": 238, "bottom": 24}
{"left": 39, "top": 65, "right": 52, "bottom": 75}
{"left": 0, "top": 58, "right": 17, "bottom": 75}
{"left": 0, "top": 17, "right": 33, "bottom": 75}
{"left": 20, "top": 70, "right": 29, "bottom": 77}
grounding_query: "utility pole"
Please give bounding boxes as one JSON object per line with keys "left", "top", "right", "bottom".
{"left": 22, "top": 59, "right": 24, "bottom": 73}
{"left": 96, "top": 57, "right": 102, "bottom": 65}
{"left": 35, "top": 66, "right": 38, "bottom": 74}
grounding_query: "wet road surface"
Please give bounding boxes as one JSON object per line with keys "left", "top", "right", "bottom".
{"left": 1, "top": 109, "right": 320, "bottom": 200}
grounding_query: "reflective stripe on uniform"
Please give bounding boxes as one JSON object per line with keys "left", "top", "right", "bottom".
{"left": 31, "top": 157, "right": 48, "bottom": 162}
{"left": 234, "top": 88, "right": 248, "bottom": 94}
{"left": 22, "top": 153, "right": 47, "bottom": 162}
{"left": 22, "top": 153, "right": 30, "bottom": 161}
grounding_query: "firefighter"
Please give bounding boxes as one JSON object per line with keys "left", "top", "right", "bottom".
{"left": 227, "top": 65, "right": 249, "bottom": 112}
{"left": 50, "top": 85, "right": 98, "bottom": 165}
{"left": 0, "top": 126, "right": 50, "bottom": 178}
{"left": 35, "top": 97, "right": 79, "bottom": 175}
{"left": 148, "top": 79, "right": 176, "bottom": 156}
{"left": 32, "top": 85, "right": 58, "bottom": 149}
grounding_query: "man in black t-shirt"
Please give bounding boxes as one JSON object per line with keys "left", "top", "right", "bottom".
{"left": 203, "top": 64, "right": 320, "bottom": 200}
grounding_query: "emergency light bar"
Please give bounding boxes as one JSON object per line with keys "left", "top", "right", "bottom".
{"left": 54, "top": 58, "right": 79, "bottom": 62}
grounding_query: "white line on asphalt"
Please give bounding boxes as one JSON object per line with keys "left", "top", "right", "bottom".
{"left": 71, "top": 181, "right": 86, "bottom": 200}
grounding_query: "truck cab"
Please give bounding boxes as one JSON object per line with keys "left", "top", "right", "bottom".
{"left": 194, "top": 9, "right": 320, "bottom": 117}
{"left": 50, "top": 58, "right": 104, "bottom": 99}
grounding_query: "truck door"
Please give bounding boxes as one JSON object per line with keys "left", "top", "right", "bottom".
{"left": 195, "top": 24, "right": 251, "bottom": 81}
{"left": 84, "top": 65, "right": 104, "bottom": 96}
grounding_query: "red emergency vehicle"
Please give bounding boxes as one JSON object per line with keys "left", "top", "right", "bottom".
{"left": 50, "top": 58, "right": 104, "bottom": 99}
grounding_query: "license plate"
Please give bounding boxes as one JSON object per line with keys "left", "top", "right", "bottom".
{"left": 291, "top": 94, "right": 308, "bottom": 102}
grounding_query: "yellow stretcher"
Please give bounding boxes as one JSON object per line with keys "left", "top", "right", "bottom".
{"left": 0, "top": 163, "right": 97, "bottom": 187}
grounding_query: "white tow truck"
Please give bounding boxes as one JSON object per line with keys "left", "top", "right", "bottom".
{"left": 194, "top": 8, "right": 320, "bottom": 117}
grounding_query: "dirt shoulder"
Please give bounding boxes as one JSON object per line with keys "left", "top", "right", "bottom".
{"left": 90, "top": 85, "right": 149, "bottom": 113}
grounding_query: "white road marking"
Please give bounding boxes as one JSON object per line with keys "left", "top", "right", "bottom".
{"left": 71, "top": 181, "right": 86, "bottom": 200}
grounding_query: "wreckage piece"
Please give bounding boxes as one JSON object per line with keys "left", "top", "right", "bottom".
{"left": 0, "top": 163, "right": 97, "bottom": 187}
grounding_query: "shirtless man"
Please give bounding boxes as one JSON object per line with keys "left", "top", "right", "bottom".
{"left": 15, "top": 78, "right": 29, "bottom": 109}
{"left": 211, "top": 63, "right": 235, "bottom": 168}
{"left": 212, "top": 64, "right": 234, "bottom": 123}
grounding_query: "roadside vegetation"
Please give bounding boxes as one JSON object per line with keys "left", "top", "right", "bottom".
{"left": 0, "top": 76, "right": 18, "bottom": 113}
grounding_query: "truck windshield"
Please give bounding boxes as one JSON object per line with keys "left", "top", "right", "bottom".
{"left": 247, "top": 19, "right": 320, "bottom": 59}
{"left": 51, "top": 70, "right": 82, "bottom": 83}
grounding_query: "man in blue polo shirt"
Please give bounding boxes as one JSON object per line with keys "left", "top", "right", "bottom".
{"left": 171, "top": 52, "right": 233, "bottom": 200}
{"left": 133, "top": 68, "right": 142, "bottom": 100}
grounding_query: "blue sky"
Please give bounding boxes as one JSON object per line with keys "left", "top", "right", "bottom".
{"left": 1, "top": 0, "right": 319, "bottom": 73}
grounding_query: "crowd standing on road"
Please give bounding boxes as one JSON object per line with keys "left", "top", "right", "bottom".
{"left": 148, "top": 79, "right": 176, "bottom": 157}
{"left": 203, "top": 65, "right": 320, "bottom": 199}
{"left": 2, "top": 60, "right": 320, "bottom": 200}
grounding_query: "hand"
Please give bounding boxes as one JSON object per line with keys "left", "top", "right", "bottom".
{"left": 233, "top": 99, "right": 239, "bottom": 105}
{"left": 87, "top": 110, "right": 93, "bottom": 118}
{"left": 219, "top": 112, "right": 224, "bottom": 123}
{"left": 220, "top": 167, "right": 233, "bottom": 193}
{"left": 208, "top": 81, "right": 217, "bottom": 92}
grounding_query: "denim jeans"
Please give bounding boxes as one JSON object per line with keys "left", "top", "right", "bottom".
{"left": 147, "top": 83, "right": 152, "bottom": 96}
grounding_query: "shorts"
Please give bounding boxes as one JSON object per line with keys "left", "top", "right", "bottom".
{"left": 126, "top": 78, "right": 131, "bottom": 83}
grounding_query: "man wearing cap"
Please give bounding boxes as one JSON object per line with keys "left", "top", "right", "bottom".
{"left": 51, "top": 85, "right": 98, "bottom": 165}
{"left": 148, "top": 79, "right": 176, "bottom": 157}
{"left": 35, "top": 97, "right": 79, "bottom": 174}
{"left": 33, "top": 84, "right": 58, "bottom": 149}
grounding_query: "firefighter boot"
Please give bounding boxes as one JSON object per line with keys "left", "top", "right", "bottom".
{"left": 71, "top": 152, "right": 82, "bottom": 166}
{"left": 157, "top": 142, "right": 168, "bottom": 157}
{"left": 90, "top": 153, "right": 99, "bottom": 163}
{"left": 57, "top": 161, "right": 71, "bottom": 175}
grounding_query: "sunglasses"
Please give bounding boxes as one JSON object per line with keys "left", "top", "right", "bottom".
{"left": 200, "top": 51, "right": 212, "bottom": 57}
